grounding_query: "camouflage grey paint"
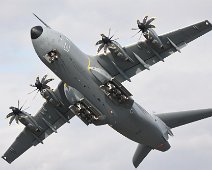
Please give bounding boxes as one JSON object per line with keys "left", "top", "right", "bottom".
{"left": 31, "top": 26, "right": 171, "bottom": 150}
{"left": 2, "top": 19, "right": 212, "bottom": 168}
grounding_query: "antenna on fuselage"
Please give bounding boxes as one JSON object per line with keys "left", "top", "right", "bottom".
{"left": 33, "top": 13, "right": 51, "bottom": 28}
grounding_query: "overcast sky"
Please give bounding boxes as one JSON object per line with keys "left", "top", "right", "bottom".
{"left": 0, "top": 0, "right": 212, "bottom": 170}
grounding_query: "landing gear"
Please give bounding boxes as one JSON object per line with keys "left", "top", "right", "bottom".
{"left": 75, "top": 103, "right": 98, "bottom": 123}
{"left": 100, "top": 78, "right": 132, "bottom": 104}
{"left": 105, "top": 82, "right": 128, "bottom": 103}
{"left": 69, "top": 99, "right": 101, "bottom": 125}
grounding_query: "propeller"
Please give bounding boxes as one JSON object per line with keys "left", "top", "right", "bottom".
{"left": 30, "top": 75, "right": 54, "bottom": 93}
{"left": 132, "top": 16, "right": 156, "bottom": 38}
{"left": 6, "top": 100, "right": 24, "bottom": 125}
{"left": 96, "top": 28, "right": 119, "bottom": 54}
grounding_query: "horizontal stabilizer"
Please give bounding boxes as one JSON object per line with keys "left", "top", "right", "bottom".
{"left": 157, "top": 108, "right": 212, "bottom": 128}
{"left": 133, "top": 144, "right": 151, "bottom": 168}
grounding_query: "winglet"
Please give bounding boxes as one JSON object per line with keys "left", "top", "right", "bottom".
{"left": 33, "top": 13, "right": 51, "bottom": 28}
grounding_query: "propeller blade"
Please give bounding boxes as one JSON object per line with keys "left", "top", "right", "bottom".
{"left": 96, "top": 40, "right": 103, "bottom": 45}
{"left": 104, "top": 44, "right": 108, "bottom": 54}
{"left": 20, "top": 100, "right": 27, "bottom": 110}
{"left": 42, "top": 84, "right": 50, "bottom": 89}
{"left": 27, "top": 89, "right": 38, "bottom": 95}
{"left": 43, "top": 78, "right": 54, "bottom": 85}
{"left": 97, "top": 43, "right": 104, "bottom": 53}
{"left": 131, "top": 28, "right": 139, "bottom": 30}
{"left": 23, "top": 106, "right": 30, "bottom": 111}
{"left": 33, "top": 13, "right": 51, "bottom": 28}
{"left": 18, "top": 100, "right": 20, "bottom": 109}
{"left": 113, "top": 38, "right": 119, "bottom": 41}
{"left": 36, "top": 76, "right": 40, "bottom": 84}
{"left": 131, "top": 30, "right": 141, "bottom": 38}
{"left": 146, "top": 18, "right": 156, "bottom": 26}
{"left": 137, "top": 19, "right": 141, "bottom": 26}
{"left": 148, "top": 24, "right": 156, "bottom": 29}
{"left": 139, "top": 32, "right": 143, "bottom": 40}
{"left": 9, "top": 115, "right": 16, "bottom": 125}
{"left": 15, "top": 115, "right": 19, "bottom": 124}
{"left": 30, "top": 84, "right": 36, "bottom": 87}
{"left": 6, "top": 112, "right": 14, "bottom": 118}
{"left": 41, "top": 74, "right": 48, "bottom": 84}
{"left": 143, "top": 16, "right": 148, "bottom": 24}
{"left": 110, "top": 34, "right": 115, "bottom": 40}
{"left": 32, "top": 90, "right": 39, "bottom": 100}
{"left": 108, "top": 28, "right": 111, "bottom": 37}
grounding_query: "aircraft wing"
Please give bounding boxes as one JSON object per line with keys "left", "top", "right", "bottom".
{"left": 2, "top": 82, "right": 74, "bottom": 164}
{"left": 96, "top": 20, "right": 212, "bottom": 82}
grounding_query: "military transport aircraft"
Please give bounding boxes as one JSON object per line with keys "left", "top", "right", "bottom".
{"left": 2, "top": 14, "right": 212, "bottom": 168}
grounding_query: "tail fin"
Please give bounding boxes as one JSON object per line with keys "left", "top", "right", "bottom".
{"left": 132, "top": 144, "right": 151, "bottom": 168}
{"left": 157, "top": 108, "right": 212, "bottom": 129}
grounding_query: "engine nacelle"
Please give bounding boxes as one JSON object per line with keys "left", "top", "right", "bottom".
{"left": 144, "top": 29, "right": 164, "bottom": 49}
{"left": 108, "top": 41, "right": 133, "bottom": 62}
{"left": 19, "top": 114, "right": 41, "bottom": 132}
{"left": 26, "top": 123, "right": 41, "bottom": 132}
{"left": 41, "top": 88, "right": 62, "bottom": 107}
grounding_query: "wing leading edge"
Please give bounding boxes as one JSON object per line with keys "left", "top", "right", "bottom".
{"left": 2, "top": 82, "right": 74, "bottom": 164}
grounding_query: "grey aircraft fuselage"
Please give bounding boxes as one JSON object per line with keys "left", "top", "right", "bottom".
{"left": 31, "top": 26, "right": 171, "bottom": 152}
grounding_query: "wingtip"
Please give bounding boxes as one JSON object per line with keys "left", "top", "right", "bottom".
{"left": 2, "top": 155, "right": 11, "bottom": 164}
{"left": 205, "top": 20, "right": 212, "bottom": 28}
{"left": 132, "top": 161, "right": 139, "bottom": 168}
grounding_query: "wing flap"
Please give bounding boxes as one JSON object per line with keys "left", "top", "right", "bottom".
{"left": 157, "top": 108, "right": 212, "bottom": 129}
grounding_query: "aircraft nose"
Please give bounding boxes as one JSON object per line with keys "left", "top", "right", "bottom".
{"left": 31, "top": 26, "right": 43, "bottom": 39}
